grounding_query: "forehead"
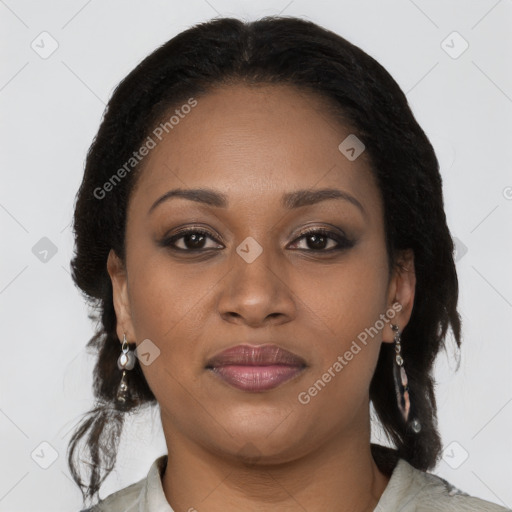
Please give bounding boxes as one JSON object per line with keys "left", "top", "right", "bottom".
{"left": 129, "top": 83, "right": 380, "bottom": 216}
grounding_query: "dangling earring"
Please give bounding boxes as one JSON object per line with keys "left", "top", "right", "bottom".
{"left": 390, "top": 324, "right": 421, "bottom": 433}
{"left": 116, "top": 333, "right": 136, "bottom": 404}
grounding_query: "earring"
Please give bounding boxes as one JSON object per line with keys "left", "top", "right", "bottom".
{"left": 390, "top": 324, "right": 421, "bottom": 433}
{"left": 116, "top": 333, "right": 136, "bottom": 403}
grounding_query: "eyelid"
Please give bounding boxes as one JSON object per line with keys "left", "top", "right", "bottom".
{"left": 288, "top": 226, "right": 353, "bottom": 251}
{"left": 161, "top": 226, "right": 223, "bottom": 250}
{"left": 159, "top": 223, "right": 354, "bottom": 253}
{"left": 291, "top": 223, "right": 348, "bottom": 240}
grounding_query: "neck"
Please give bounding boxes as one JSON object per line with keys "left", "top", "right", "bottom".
{"left": 160, "top": 414, "right": 392, "bottom": 512}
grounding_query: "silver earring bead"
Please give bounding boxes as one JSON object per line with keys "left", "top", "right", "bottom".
{"left": 117, "top": 333, "right": 136, "bottom": 371}
{"left": 116, "top": 333, "right": 136, "bottom": 403}
{"left": 390, "top": 324, "right": 421, "bottom": 433}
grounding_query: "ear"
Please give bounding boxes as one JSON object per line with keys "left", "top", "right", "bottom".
{"left": 106, "top": 249, "right": 136, "bottom": 343}
{"left": 383, "top": 249, "right": 416, "bottom": 343}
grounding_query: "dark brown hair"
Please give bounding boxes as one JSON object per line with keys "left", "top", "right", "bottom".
{"left": 67, "top": 15, "right": 461, "bottom": 508}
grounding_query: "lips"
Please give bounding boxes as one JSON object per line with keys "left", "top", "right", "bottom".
{"left": 205, "top": 344, "right": 307, "bottom": 392}
{"left": 205, "top": 344, "right": 307, "bottom": 368}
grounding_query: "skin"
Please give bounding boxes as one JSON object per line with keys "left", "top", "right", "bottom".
{"left": 107, "top": 83, "right": 416, "bottom": 512}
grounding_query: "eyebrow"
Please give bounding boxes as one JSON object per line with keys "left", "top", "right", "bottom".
{"left": 148, "top": 187, "right": 366, "bottom": 216}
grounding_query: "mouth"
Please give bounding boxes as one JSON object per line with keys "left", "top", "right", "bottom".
{"left": 205, "top": 344, "right": 307, "bottom": 392}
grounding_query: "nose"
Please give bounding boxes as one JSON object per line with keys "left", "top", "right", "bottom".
{"left": 217, "top": 245, "right": 296, "bottom": 328}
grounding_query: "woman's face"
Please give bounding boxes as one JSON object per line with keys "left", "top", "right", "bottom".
{"left": 108, "top": 83, "right": 415, "bottom": 463}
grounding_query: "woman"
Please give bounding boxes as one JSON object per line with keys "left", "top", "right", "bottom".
{"left": 68, "top": 16, "right": 509, "bottom": 512}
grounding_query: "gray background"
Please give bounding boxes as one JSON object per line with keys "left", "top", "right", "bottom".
{"left": 1, "top": 0, "right": 511, "bottom": 510}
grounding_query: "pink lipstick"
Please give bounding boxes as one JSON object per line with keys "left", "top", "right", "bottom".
{"left": 205, "top": 344, "right": 307, "bottom": 392}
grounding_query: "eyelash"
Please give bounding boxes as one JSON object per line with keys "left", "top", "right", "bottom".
{"left": 160, "top": 227, "right": 354, "bottom": 253}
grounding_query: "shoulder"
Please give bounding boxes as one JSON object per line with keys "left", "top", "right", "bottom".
{"left": 78, "top": 478, "right": 146, "bottom": 512}
{"left": 77, "top": 455, "right": 168, "bottom": 512}
{"left": 388, "top": 458, "right": 510, "bottom": 511}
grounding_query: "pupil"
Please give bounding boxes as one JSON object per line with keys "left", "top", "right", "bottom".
{"left": 186, "top": 233, "right": 204, "bottom": 248}
{"left": 309, "top": 234, "right": 326, "bottom": 249}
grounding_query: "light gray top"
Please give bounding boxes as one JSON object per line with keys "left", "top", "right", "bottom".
{"left": 82, "top": 454, "right": 510, "bottom": 511}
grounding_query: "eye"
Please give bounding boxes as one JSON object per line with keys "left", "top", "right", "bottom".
{"left": 159, "top": 226, "right": 354, "bottom": 253}
{"left": 288, "top": 228, "right": 354, "bottom": 252}
{"left": 160, "top": 228, "right": 223, "bottom": 251}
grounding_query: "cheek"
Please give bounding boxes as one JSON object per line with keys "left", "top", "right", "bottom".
{"left": 293, "top": 244, "right": 389, "bottom": 331}
{"left": 293, "top": 245, "right": 390, "bottom": 390}
{"left": 125, "top": 257, "right": 207, "bottom": 405}
{"left": 125, "top": 247, "right": 225, "bottom": 384}
{"left": 125, "top": 238, "right": 208, "bottom": 332}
